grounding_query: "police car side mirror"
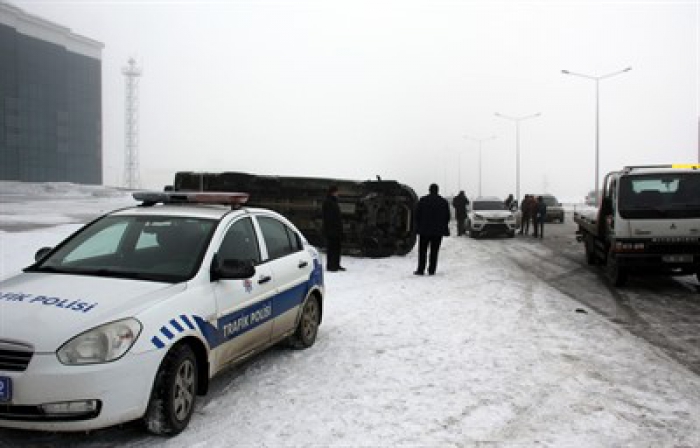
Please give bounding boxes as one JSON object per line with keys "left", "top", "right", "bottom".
{"left": 210, "top": 255, "right": 256, "bottom": 281}
{"left": 35, "top": 247, "right": 52, "bottom": 262}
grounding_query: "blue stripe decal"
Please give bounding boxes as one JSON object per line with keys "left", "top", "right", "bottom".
{"left": 273, "top": 283, "right": 307, "bottom": 317}
{"left": 161, "top": 326, "right": 174, "bottom": 340}
{"left": 181, "top": 315, "right": 195, "bottom": 330}
{"left": 309, "top": 258, "right": 323, "bottom": 289}
{"left": 170, "top": 319, "right": 184, "bottom": 333}
{"left": 150, "top": 259, "right": 324, "bottom": 350}
{"left": 194, "top": 315, "right": 220, "bottom": 347}
{"left": 151, "top": 336, "right": 165, "bottom": 349}
{"left": 218, "top": 299, "right": 273, "bottom": 342}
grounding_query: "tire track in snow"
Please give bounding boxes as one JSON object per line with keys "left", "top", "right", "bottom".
{"left": 501, "top": 237, "right": 700, "bottom": 376}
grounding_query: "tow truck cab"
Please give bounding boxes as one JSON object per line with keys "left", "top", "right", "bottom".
{"left": 579, "top": 164, "right": 700, "bottom": 286}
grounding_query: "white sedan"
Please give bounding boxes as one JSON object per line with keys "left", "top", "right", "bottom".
{"left": 466, "top": 196, "right": 518, "bottom": 238}
{"left": 0, "top": 191, "right": 324, "bottom": 435}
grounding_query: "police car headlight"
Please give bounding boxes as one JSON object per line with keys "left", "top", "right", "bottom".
{"left": 473, "top": 214, "right": 485, "bottom": 221}
{"left": 506, "top": 214, "right": 515, "bottom": 222}
{"left": 57, "top": 318, "right": 142, "bottom": 365}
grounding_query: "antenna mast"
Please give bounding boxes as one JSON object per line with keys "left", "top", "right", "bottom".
{"left": 122, "top": 58, "right": 142, "bottom": 189}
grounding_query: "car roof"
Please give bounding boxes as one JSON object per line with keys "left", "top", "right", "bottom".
{"left": 474, "top": 196, "right": 501, "bottom": 202}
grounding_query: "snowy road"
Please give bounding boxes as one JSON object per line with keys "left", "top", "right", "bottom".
{"left": 1, "top": 189, "right": 699, "bottom": 447}
{"left": 508, "top": 218, "right": 700, "bottom": 377}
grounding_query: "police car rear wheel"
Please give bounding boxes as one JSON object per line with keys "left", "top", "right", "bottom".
{"left": 144, "top": 344, "right": 198, "bottom": 435}
{"left": 289, "top": 296, "right": 320, "bottom": 349}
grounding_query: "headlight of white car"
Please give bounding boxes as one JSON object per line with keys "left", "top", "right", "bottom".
{"left": 506, "top": 214, "right": 515, "bottom": 222}
{"left": 473, "top": 213, "right": 485, "bottom": 221}
{"left": 57, "top": 318, "right": 142, "bottom": 365}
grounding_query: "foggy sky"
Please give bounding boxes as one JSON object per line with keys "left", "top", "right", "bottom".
{"left": 10, "top": 0, "right": 700, "bottom": 201}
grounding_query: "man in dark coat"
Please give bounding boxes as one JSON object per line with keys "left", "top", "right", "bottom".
{"left": 414, "top": 183, "right": 451, "bottom": 276}
{"left": 322, "top": 185, "right": 345, "bottom": 271}
{"left": 504, "top": 193, "right": 516, "bottom": 211}
{"left": 519, "top": 194, "right": 533, "bottom": 235}
{"left": 452, "top": 190, "right": 469, "bottom": 236}
{"left": 533, "top": 195, "right": 547, "bottom": 239}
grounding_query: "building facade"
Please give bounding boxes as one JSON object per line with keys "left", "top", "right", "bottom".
{"left": 0, "top": 2, "right": 104, "bottom": 184}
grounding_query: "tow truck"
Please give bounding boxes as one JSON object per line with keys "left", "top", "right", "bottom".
{"left": 574, "top": 164, "right": 700, "bottom": 286}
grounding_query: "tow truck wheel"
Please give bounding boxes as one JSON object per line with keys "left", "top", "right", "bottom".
{"left": 584, "top": 236, "right": 597, "bottom": 265}
{"left": 144, "top": 344, "right": 198, "bottom": 435}
{"left": 288, "top": 295, "right": 320, "bottom": 349}
{"left": 606, "top": 251, "right": 628, "bottom": 287}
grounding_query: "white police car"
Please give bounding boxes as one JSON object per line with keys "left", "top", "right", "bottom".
{"left": 0, "top": 191, "right": 324, "bottom": 435}
{"left": 466, "top": 196, "right": 518, "bottom": 238}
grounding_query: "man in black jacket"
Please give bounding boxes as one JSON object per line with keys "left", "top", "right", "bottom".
{"left": 452, "top": 190, "right": 469, "bottom": 236}
{"left": 414, "top": 183, "right": 451, "bottom": 276}
{"left": 322, "top": 185, "right": 345, "bottom": 272}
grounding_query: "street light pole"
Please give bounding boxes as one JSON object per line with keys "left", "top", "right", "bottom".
{"left": 494, "top": 112, "right": 541, "bottom": 204}
{"left": 562, "top": 67, "right": 632, "bottom": 202}
{"left": 464, "top": 135, "right": 496, "bottom": 197}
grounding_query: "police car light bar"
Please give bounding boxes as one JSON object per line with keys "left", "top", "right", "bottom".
{"left": 133, "top": 191, "right": 250, "bottom": 207}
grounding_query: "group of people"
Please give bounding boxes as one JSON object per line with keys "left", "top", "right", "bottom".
{"left": 321, "top": 184, "right": 548, "bottom": 277}
{"left": 518, "top": 194, "right": 548, "bottom": 238}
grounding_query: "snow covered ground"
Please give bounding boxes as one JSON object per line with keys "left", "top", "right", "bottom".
{"left": 1, "top": 182, "right": 699, "bottom": 447}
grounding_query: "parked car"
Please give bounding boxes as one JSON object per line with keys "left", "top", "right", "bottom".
{"left": 0, "top": 191, "right": 324, "bottom": 435}
{"left": 466, "top": 196, "right": 517, "bottom": 238}
{"left": 585, "top": 189, "right": 598, "bottom": 206}
{"left": 534, "top": 194, "right": 565, "bottom": 223}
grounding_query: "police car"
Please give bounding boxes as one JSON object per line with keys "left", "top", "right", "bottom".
{"left": 466, "top": 196, "right": 518, "bottom": 238}
{"left": 0, "top": 191, "right": 324, "bottom": 435}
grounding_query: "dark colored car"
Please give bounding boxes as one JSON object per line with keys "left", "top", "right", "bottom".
{"left": 537, "top": 194, "right": 565, "bottom": 222}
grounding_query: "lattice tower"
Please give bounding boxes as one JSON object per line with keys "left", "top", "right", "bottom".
{"left": 122, "top": 58, "right": 142, "bottom": 189}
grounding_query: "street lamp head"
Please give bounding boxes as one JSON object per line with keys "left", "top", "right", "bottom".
{"left": 561, "top": 69, "right": 570, "bottom": 74}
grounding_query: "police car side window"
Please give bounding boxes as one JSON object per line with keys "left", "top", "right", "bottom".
{"left": 219, "top": 217, "right": 262, "bottom": 265}
{"left": 286, "top": 225, "right": 303, "bottom": 251}
{"left": 257, "top": 216, "right": 298, "bottom": 260}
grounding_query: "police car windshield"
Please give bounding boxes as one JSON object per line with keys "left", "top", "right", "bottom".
{"left": 28, "top": 215, "right": 217, "bottom": 283}
{"left": 473, "top": 201, "right": 506, "bottom": 211}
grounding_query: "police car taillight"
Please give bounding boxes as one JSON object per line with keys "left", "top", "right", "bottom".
{"left": 133, "top": 191, "right": 250, "bottom": 208}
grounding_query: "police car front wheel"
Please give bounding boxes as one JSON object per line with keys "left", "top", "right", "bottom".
{"left": 144, "top": 344, "right": 198, "bottom": 436}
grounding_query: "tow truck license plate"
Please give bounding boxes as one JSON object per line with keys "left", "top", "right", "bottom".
{"left": 662, "top": 254, "right": 693, "bottom": 263}
{"left": 0, "top": 376, "right": 11, "bottom": 402}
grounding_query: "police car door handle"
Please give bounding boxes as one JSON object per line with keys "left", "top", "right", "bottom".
{"left": 298, "top": 260, "right": 308, "bottom": 268}
{"left": 258, "top": 275, "right": 272, "bottom": 285}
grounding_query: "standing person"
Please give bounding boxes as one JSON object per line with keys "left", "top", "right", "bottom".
{"left": 452, "top": 190, "right": 469, "bottom": 236}
{"left": 322, "top": 185, "right": 345, "bottom": 271}
{"left": 504, "top": 194, "right": 515, "bottom": 211}
{"left": 519, "top": 194, "right": 532, "bottom": 235}
{"left": 534, "top": 195, "right": 548, "bottom": 239}
{"left": 414, "top": 183, "right": 451, "bottom": 276}
{"left": 527, "top": 194, "right": 538, "bottom": 235}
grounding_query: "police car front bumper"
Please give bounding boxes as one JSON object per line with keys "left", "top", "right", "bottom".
{"left": 0, "top": 348, "right": 163, "bottom": 432}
